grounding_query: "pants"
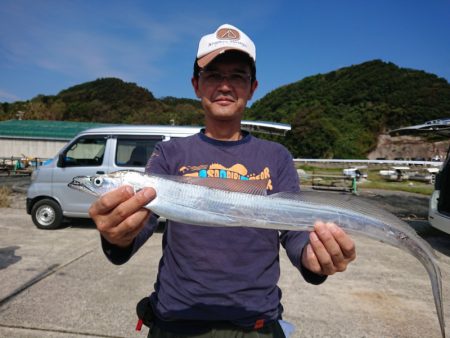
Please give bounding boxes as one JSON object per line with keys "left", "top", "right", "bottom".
{"left": 147, "top": 321, "right": 286, "bottom": 338}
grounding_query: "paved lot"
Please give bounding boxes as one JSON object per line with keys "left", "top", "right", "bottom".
{"left": 0, "top": 192, "right": 449, "bottom": 338}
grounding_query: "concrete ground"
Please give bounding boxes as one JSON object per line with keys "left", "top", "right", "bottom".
{"left": 0, "top": 191, "right": 449, "bottom": 338}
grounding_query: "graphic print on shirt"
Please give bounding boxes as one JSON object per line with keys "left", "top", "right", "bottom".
{"left": 179, "top": 163, "right": 273, "bottom": 190}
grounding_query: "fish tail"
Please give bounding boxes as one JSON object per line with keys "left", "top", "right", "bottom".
{"left": 404, "top": 237, "right": 445, "bottom": 338}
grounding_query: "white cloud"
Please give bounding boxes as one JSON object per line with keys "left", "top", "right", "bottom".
{"left": 0, "top": 0, "right": 276, "bottom": 99}
{"left": 0, "top": 89, "right": 20, "bottom": 102}
{"left": 0, "top": 2, "right": 183, "bottom": 81}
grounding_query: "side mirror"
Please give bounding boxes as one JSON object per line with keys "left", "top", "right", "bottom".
{"left": 57, "top": 153, "right": 66, "bottom": 168}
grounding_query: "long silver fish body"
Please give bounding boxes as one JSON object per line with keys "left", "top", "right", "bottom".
{"left": 69, "top": 170, "right": 445, "bottom": 338}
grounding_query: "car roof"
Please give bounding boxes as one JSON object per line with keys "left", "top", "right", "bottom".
{"left": 78, "top": 125, "right": 202, "bottom": 137}
{"left": 77, "top": 120, "right": 292, "bottom": 137}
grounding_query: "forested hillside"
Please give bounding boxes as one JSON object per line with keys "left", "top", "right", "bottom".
{"left": 247, "top": 60, "right": 450, "bottom": 158}
{"left": 0, "top": 78, "right": 204, "bottom": 125}
{"left": 1, "top": 60, "right": 450, "bottom": 158}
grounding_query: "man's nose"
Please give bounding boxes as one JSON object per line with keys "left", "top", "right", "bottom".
{"left": 217, "top": 76, "right": 233, "bottom": 90}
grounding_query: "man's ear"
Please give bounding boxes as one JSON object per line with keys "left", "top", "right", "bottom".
{"left": 191, "top": 77, "right": 201, "bottom": 98}
{"left": 248, "top": 80, "right": 258, "bottom": 100}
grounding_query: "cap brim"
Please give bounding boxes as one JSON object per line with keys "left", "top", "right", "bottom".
{"left": 197, "top": 47, "right": 248, "bottom": 68}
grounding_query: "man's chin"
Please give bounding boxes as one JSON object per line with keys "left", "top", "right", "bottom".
{"left": 207, "top": 110, "right": 242, "bottom": 122}
{"left": 210, "top": 106, "right": 236, "bottom": 116}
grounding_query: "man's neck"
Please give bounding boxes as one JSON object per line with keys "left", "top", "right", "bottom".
{"left": 204, "top": 120, "right": 242, "bottom": 141}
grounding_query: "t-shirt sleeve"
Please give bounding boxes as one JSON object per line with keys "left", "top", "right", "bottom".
{"left": 276, "top": 146, "right": 327, "bottom": 285}
{"left": 145, "top": 141, "right": 171, "bottom": 175}
{"left": 101, "top": 213, "right": 159, "bottom": 265}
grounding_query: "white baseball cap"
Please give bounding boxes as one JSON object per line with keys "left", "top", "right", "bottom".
{"left": 196, "top": 24, "right": 256, "bottom": 68}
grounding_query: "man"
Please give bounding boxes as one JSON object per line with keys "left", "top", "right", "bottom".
{"left": 90, "top": 24, "right": 356, "bottom": 337}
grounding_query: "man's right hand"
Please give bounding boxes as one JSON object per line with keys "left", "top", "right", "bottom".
{"left": 88, "top": 185, "right": 156, "bottom": 248}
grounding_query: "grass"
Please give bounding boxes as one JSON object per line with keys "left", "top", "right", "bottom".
{"left": 0, "top": 186, "right": 11, "bottom": 207}
{"left": 297, "top": 164, "right": 434, "bottom": 196}
{"left": 358, "top": 179, "right": 434, "bottom": 195}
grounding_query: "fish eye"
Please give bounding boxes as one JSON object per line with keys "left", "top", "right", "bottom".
{"left": 93, "top": 177, "right": 103, "bottom": 187}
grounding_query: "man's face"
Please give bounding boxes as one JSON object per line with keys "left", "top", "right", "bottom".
{"left": 192, "top": 58, "right": 258, "bottom": 123}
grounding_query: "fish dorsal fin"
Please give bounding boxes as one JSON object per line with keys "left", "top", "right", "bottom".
{"left": 157, "top": 174, "right": 268, "bottom": 196}
{"left": 271, "top": 191, "right": 362, "bottom": 207}
{"left": 291, "top": 190, "right": 438, "bottom": 257}
{"left": 271, "top": 190, "right": 390, "bottom": 216}
{"left": 270, "top": 190, "right": 416, "bottom": 234}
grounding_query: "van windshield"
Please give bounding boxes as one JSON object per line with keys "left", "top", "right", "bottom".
{"left": 64, "top": 136, "right": 107, "bottom": 166}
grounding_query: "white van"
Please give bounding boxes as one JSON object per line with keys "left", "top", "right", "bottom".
{"left": 428, "top": 150, "right": 450, "bottom": 234}
{"left": 26, "top": 122, "right": 291, "bottom": 229}
{"left": 390, "top": 119, "right": 450, "bottom": 234}
{"left": 26, "top": 125, "right": 201, "bottom": 229}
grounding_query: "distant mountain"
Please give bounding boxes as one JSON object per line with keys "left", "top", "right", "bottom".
{"left": 0, "top": 78, "right": 204, "bottom": 125}
{"left": 1, "top": 60, "right": 449, "bottom": 158}
{"left": 247, "top": 60, "right": 450, "bottom": 158}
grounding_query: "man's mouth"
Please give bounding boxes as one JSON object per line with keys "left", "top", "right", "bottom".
{"left": 213, "top": 96, "right": 235, "bottom": 104}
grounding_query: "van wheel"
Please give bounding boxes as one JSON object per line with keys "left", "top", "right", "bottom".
{"left": 31, "top": 199, "right": 63, "bottom": 230}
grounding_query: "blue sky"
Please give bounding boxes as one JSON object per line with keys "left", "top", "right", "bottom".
{"left": 1, "top": 0, "right": 449, "bottom": 104}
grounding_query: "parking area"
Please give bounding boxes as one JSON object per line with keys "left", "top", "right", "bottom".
{"left": 0, "top": 194, "right": 449, "bottom": 337}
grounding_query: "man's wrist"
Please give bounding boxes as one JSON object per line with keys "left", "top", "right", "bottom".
{"left": 101, "top": 235, "right": 134, "bottom": 265}
{"left": 299, "top": 247, "right": 327, "bottom": 285}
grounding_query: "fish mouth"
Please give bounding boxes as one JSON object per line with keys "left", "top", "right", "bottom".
{"left": 68, "top": 176, "right": 99, "bottom": 197}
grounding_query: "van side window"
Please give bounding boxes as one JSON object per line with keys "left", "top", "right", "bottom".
{"left": 116, "top": 136, "right": 162, "bottom": 167}
{"left": 64, "top": 136, "right": 107, "bottom": 167}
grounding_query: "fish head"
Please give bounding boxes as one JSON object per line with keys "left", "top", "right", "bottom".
{"left": 68, "top": 173, "right": 124, "bottom": 196}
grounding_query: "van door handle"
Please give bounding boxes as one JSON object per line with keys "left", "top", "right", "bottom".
{"left": 96, "top": 171, "right": 105, "bottom": 174}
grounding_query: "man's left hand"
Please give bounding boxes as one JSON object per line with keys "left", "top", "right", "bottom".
{"left": 301, "top": 221, "right": 356, "bottom": 275}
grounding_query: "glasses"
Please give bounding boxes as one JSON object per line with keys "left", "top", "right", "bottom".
{"left": 199, "top": 70, "right": 252, "bottom": 87}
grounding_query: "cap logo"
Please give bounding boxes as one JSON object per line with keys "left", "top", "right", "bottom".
{"left": 217, "top": 28, "right": 240, "bottom": 40}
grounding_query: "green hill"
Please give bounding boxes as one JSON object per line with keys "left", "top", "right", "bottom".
{"left": 247, "top": 60, "right": 450, "bottom": 158}
{"left": 0, "top": 78, "right": 204, "bottom": 125}
{"left": 1, "top": 60, "right": 450, "bottom": 158}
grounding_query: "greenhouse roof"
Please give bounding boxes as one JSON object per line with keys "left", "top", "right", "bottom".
{"left": 0, "top": 120, "right": 114, "bottom": 140}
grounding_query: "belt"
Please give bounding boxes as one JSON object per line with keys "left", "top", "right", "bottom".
{"left": 153, "top": 316, "right": 275, "bottom": 335}
{"left": 136, "top": 296, "right": 274, "bottom": 334}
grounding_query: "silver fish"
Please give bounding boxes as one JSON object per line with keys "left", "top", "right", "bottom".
{"left": 69, "top": 170, "right": 445, "bottom": 338}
